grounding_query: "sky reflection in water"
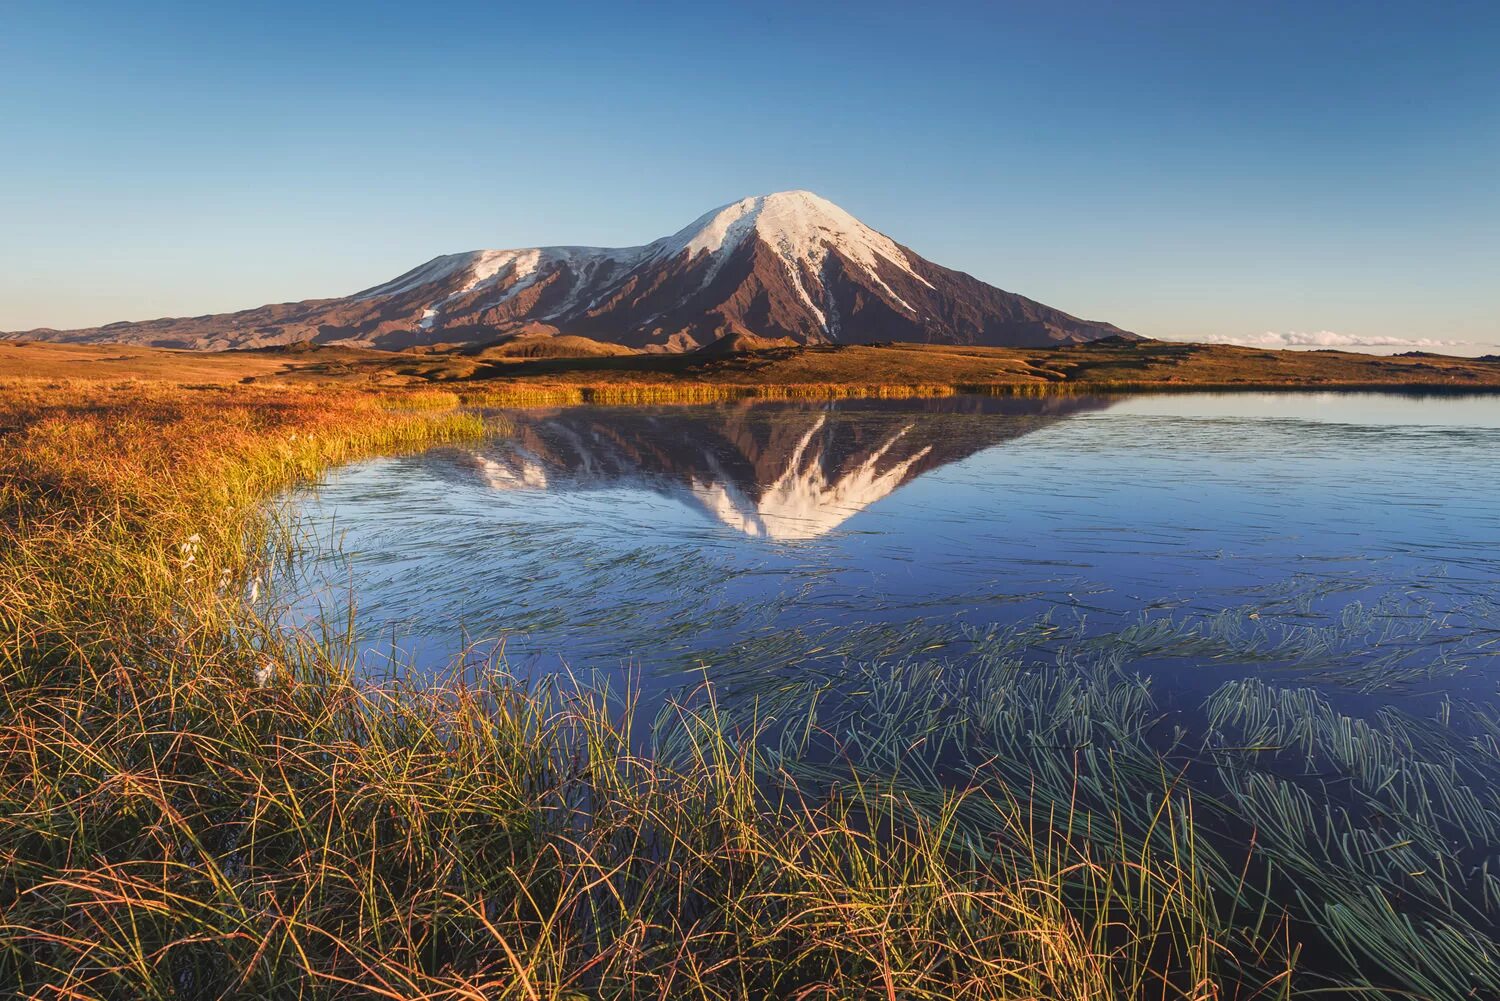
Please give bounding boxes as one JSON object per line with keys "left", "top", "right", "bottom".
{"left": 281, "top": 392, "right": 1500, "bottom": 709}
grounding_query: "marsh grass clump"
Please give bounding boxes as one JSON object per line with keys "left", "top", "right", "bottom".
{"left": 0, "top": 381, "right": 485, "bottom": 685}
{"left": 376, "top": 387, "right": 465, "bottom": 410}
{"left": 719, "top": 636, "right": 1500, "bottom": 999}
{"left": 458, "top": 380, "right": 975, "bottom": 407}
{"left": 1, "top": 651, "right": 1256, "bottom": 999}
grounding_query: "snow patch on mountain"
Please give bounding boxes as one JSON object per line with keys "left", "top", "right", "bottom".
{"left": 370, "top": 192, "right": 934, "bottom": 336}
{"left": 655, "top": 191, "right": 932, "bottom": 323}
{"left": 409, "top": 246, "right": 659, "bottom": 330}
{"left": 661, "top": 191, "right": 931, "bottom": 285}
{"left": 353, "top": 252, "right": 480, "bottom": 300}
{"left": 405, "top": 249, "right": 540, "bottom": 329}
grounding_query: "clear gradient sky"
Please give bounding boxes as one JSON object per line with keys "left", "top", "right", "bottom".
{"left": 3, "top": 1, "right": 1497, "bottom": 351}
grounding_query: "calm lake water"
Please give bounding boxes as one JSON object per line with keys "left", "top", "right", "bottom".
{"left": 277, "top": 390, "right": 1500, "bottom": 988}
{"left": 280, "top": 392, "right": 1500, "bottom": 711}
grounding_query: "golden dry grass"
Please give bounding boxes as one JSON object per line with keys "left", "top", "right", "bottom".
{"left": 4, "top": 337, "right": 1497, "bottom": 404}
{"left": 5, "top": 368, "right": 1499, "bottom": 996}
{"left": 0, "top": 377, "right": 1280, "bottom": 998}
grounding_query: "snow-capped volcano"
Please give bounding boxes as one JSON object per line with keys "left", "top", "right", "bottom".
{"left": 6, "top": 191, "right": 1133, "bottom": 351}
{"left": 644, "top": 190, "right": 937, "bottom": 327}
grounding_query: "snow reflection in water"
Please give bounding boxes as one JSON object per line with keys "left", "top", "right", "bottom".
{"left": 279, "top": 392, "right": 1500, "bottom": 709}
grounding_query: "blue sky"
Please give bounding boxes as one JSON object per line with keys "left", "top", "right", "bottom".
{"left": 3, "top": 1, "right": 1497, "bottom": 350}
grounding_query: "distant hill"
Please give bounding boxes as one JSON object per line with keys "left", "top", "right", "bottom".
{"left": 464, "top": 334, "right": 636, "bottom": 360}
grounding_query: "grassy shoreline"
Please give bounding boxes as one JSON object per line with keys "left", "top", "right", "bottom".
{"left": 0, "top": 381, "right": 1250, "bottom": 998}
{"left": 453, "top": 378, "right": 1500, "bottom": 407}
{"left": 6, "top": 338, "right": 1500, "bottom": 405}
{"left": 3, "top": 379, "right": 1499, "bottom": 998}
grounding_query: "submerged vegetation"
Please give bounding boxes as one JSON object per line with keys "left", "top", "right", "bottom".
{"left": 2, "top": 378, "right": 1500, "bottom": 997}
{"left": 722, "top": 629, "right": 1500, "bottom": 1000}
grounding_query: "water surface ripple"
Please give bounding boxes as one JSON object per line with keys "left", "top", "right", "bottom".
{"left": 280, "top": 392, "right": 1500, "bottom": 708}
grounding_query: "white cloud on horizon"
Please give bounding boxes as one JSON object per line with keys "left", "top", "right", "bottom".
{"left": 1162, "top": 330, "right": 1487, "bottom": 355}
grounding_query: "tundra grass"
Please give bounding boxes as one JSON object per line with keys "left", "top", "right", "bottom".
{"left": 1, "top": 378, "right": 1495, "bottom": 998}
{"left": 719, "top": 638, "right": 1500, "bottom": 1000}
{"left": 456, "top": 380, "right": 977, "bottom": 407}
{"left": 0, "top": 379, "right": 1255, "bottom": 998}
{"left": 8, "top": 339, "right": 1500, "bottom": 405}
{"left": 456, "top": 380, "right": 1500, "bottom": 408}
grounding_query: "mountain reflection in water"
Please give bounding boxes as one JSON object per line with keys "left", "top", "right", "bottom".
{"left": 456, "top": 395, "right": 1113, "bottom": 540}
{"left": 280, "top": 392, "right": 1500, "bottom": 714}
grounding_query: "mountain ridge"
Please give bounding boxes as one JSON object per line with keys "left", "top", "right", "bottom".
{"left": 4, "top": 191, "right": 1134, "bottom": 352}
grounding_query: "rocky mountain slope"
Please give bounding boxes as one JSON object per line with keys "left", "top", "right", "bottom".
{"left": 6, "top": 191, "right": 1133, "bottom": 352}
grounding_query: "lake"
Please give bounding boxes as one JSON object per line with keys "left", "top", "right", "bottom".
{"left": 280, "top": 391, "right": 1500, "bottom": 711}
{"left": 275, "top": 391, "right": 1500, "bottom": 987}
